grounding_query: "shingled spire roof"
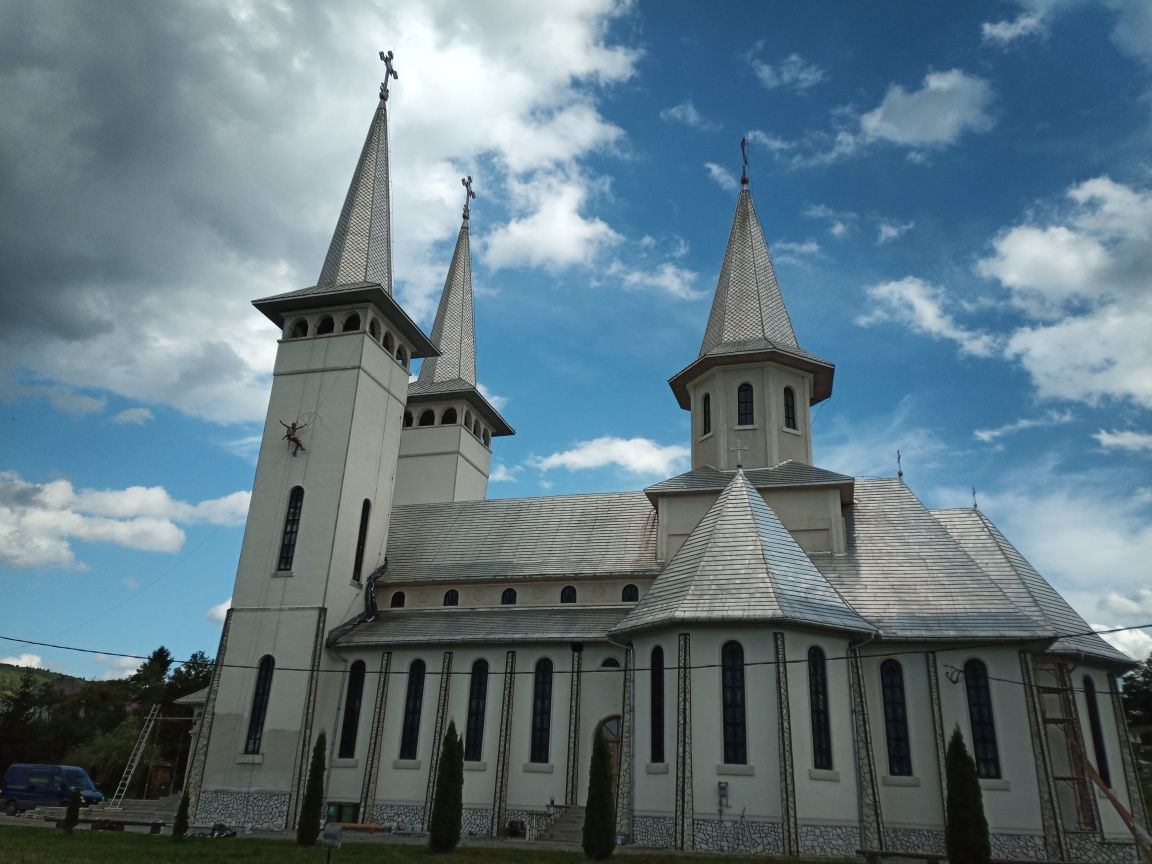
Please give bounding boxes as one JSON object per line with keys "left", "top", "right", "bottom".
{"left": 413, "top": 212, "right": 476, "bottom": 389}
{"left": 612, "top": 469, "right": 873, "bottom": 636}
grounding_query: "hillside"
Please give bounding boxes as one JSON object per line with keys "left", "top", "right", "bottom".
{"left": 0, "top": 662, "right": 85, "bottom": 694}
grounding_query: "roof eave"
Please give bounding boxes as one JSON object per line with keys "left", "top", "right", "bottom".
{"left": 610, "top": 615, "right": 877, "bottom": 641}
{"left": 643, "top": 477, "right": 854, "bottom": 507}
{"left": 404, "top": 386, "right": 515, "bottom": 436}
{"left": 668, "top": 349, "right": 835, "bottom": 410}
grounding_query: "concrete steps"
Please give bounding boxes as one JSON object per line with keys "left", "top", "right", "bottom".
{"left": 537, "top": 806, "right": 584, "bottom": 843}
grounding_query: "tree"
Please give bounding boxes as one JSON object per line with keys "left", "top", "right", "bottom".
{"left": 62, "top": 789, "right": 81, "bottom": 831}
{"left": 296, "top": 730, "right": 327, "bottom": 846}
{"left": 65, "top": 715, "right": 140, "bottom": 793}
{"left": 428, "top": 721, "right": 463, "bottom": 853}
{"left": 1122, "top": 651, "right": 1152, "bottom": 727}
{"left": 167, "top": 652, "right": 214, "bottom": 702}
{"left": 582, "top": 726, "right": 616, "bottom": 860}
{"left": 129, "top": 646, "right": 173, "bottom": 707}
{"left": 945, "top": 726, "right": 990, "bottom": 864}
{"left": 172, "top": 791, "right": 190, "bottom": 841}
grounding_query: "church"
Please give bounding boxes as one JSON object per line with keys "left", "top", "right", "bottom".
{"left": 181, "top": 64, "right": 1146, "bottom": 861}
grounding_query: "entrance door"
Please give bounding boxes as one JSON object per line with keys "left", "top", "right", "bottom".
{"left": 596, "top": 715, "right": 622, "bottom": 781}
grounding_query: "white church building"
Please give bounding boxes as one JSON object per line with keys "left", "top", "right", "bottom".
{"left": 183, "top": 67, "right": 1147, "bottom": 861}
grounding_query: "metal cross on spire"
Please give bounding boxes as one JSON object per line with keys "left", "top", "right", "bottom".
{"left": 461, "top": 175, "right": 476, "bottom": 221}
{"left": 740, "top": 135, "right": 749, "bottom": 186}
{"left": 379, "top": 50, "right": 398, "bottom": 101}
{"left": 730, "top": 438, "right": 748, "bottom": 469}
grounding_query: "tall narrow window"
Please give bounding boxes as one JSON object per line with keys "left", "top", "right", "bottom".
{"left": 443, "top": 589, "right": 459, "bottom": 607}
{"left": 964, "top": 659, "right": 1001, "bottom": 778}
{"left": 1083, "top": 676, "right": 1111, "bottom": 787}
{"left": 737, "top": 383, "right": 754, "bottom": 426}
{"left": 244, "top": 655, "right": 274, "bottom": 754}
{"left": 277, "top": 486, "right": 304, "bottom": 571}
{"left": 352, "top": 499, "right": 371, "bottom": 583}
{"left": 721, "top": 641, "right": 747, "bottom": 764}
{"left": 880, "top": 659, "right": 912, "bottom": 776}
{"left": 530, "top": 658, "right": 554, "bottom": 763}
{"left": 702, "top": 393, "right": 712, "bottom": 435}
{"left": 465, "top": 659, "right": 489, "bottom": 761}
{"left": 651, "top": 646, "right": 665, "bottom": 763}
{"left": 398, "top": 660, "right": 426, "bottom": 759}
{"left": 501, "top": 588, "right": 517, "bottom": 605}
{"left": 809, "top": 646, "right": 832, "bottom": 769}
{"left": 338, "top": 660, "right": 366, "bottom": 758}
{"left": 621, "top": 584, "right": 639, "bottom": 602}
{"left": 560, "top": 585, "right": 577, "bottom": 603}
{"left": 783, "top": 387, "right": 797, "bottom": 430}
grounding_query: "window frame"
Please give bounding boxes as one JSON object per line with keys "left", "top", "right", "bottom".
{"left": 721, "top": 640, "right": 747, "bottom": 765}
{"left": 737, "top": 382, "right": 754, "bottom": 426}
{"left": 651, "top": 645, "right": 665, "bottom": 764}
{"left": 337, "top": 660, "right": 367, "bottom": 759}
{"left": 352, "top": 499, "right": 371, "bottom": 583}
{"left": 389, "top": 591, "right": 405, "bottom": 609}
{"left": 244, "top": 655, "right": 275, "bottom": 755}
{"left": 398, "top": 659, "right": 426, "bottom": 759}
{"left": 808, "top": 646, "right": 833, "bottom": 770}
{"left": 464, "top": 659, "right": 489, "bottom": 762}
{"left": 560, "top": 585, "right": 577, "bottom": 604}
{"left": 277, "top": 486, "right": 304, "bottom": 571}
{"left": 702, "top": 393, "right": 712, "bottom": 435}
{"left": 443, "top": 589, "right": 459, "bottom": 607}
{"left": 529, "top": 658, "right": 554, "bottom": 763}
{"left": 501, "top": 588, "right": 517, "bottom": 605}
{"left": 621, "top": 584, "right": 639, "bottom": 602}
{"left": 963, "top": 659, "right": 1001, "bottom": 779}
{"left": 880, "top": 659, "right": 912, "bottom": 776}
{"left": 1083, "top": 675, "right": 1111, "bottom": 787}
{"left": 783, "top": 386, "right": 797, "bottom": 430}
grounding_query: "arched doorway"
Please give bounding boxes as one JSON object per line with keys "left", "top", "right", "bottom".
{"left": 596, "top": 715, "right": 622, "bottom": 781}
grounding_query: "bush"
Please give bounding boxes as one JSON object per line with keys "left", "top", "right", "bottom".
{"left": 945, "top": 725, "right": 990, "bottom": 864}
{"left": 428, "top": 720, "right": 463, "bottom": 853}
{"left": 582, "top": 726, "right": 616, "bottom": 860}
{"left": 62, "top": 789, "right": 81, "bottom": 830}
{"left": 172, "top": 791, "right": 189, "bottom": 841}
{"left": 296, "top": 730, "right": 326, "bottom": 846}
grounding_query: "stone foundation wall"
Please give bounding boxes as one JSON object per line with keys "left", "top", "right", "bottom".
{"left": 989, "top": 832, "right": 1048, "bottom": 861}
{"left": 886, "top": 827, "right": 946, "bottom": 855}
{"left": 798, "top": 823, "right": 859, "bottom": 857}
{"left": 461, "top": 807, "right": 492, "bottom": 837}
{"left": 504, "top": 807, "right": 557, "bottom": 840}
{"left": 368, "top": 802, "right": 424, "bottom": 832}
{"left": 195, "top": 790, "right": 289, "bottom": 830}
{"left": 1065, "top": 833, "right": 1138, "bottom": 864}
{"left": 693, "top": 816, "right": 784, "bottom": 854}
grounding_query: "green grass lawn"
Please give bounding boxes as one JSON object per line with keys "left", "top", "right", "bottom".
{"left": 0, "top": 826, "right": 860, "bottom": 864}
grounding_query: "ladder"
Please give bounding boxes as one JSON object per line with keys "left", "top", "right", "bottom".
{"left": 107, "top": 704, "right": 161, "bottom": 809}
{"left": 1034, "top": 661, "right": 1097, "bottom": 832}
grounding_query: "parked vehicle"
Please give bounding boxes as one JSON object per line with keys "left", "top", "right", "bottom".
{"left": 1, "top": 764, "right": 105, "bottom": 815}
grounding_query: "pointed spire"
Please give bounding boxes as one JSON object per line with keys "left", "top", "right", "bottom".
{"left": 316, "top": 53, "right": 397, "bottom": 291}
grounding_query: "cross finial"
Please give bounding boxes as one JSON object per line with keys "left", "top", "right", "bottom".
{"left": 896, "top": 449, "right": 904, "bottom": 482}
{"left": 379, "top": 50, "right": 398, "bottom": 101}
{"left": 740, "top": 136, "right": 749, "bottom": 186}
{"left": 972, "top": 487, "right": 979, "bottom": 511}
{"left": 461, "top": 175, "right": 476, "bottom": 221}
{"left": 730, "top": 438, "right": 748, "bottom": 469}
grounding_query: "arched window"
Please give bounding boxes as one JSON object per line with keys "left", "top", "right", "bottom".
{"left": 880, "top": 659, "right": 911, "bottom": 776}
{"left": 721, "top": 641, "right": 747, "bottom": 764}
{"left": 530, "top": 658, "right": 554, "bottom": 763}
{"left": 398, "top": 659, "right": 426, "bottom": 759}
{"left": 473, "top": 419, "right": 481, "bottom": 436}
{"left": 560, "top": 585, "right": 577, "bottom": 603}
{"left": 338, "top": 660, "right": 366, "bottom": 758}
{"left": 403, "top": 411, "right": 413, "bottom": 428}
{"left": 1083, "top": 676, "right": 1111, "bottom": 787}
{"left": 317, "top": 315, "right": 335, "bottom": 335}
{"left": 651, "top": 646, "right": 665, "bottom": 763}
{"left": 418, "top": 410, "right": 435, "bottom": 427}
{"left": 277, "top": 486, "right": 304, "bottom": 571}
{"left": 369, "top": 318, "right": 381, "bottom": 340}
{"left": 443, "top": 589, "right": 459, "bottom": 607}
{"left": 482, "top": 430, "right": 491, "bottom": 446}
{"left": 465, "top": 659, "right": 488, "bottom": 761}
{"left": 289, "top": 319, "right": 308, "bottom": 338}
{"left": 389, "top": 591, "right": 405, "bottom": 609}
{"left": 382, "top": 331, "right": 394, "bottom": 352}
{"left": 622, "top": 584, "right": 639, "bottom": 602}
{"left": 396, "top": 345, "right": 408, "bottom": 367}
{"left": 784, "top": 386, "right": 797, "bottom": 430}
{"left": 441, "top": 407, "right": 458, "bottom": 424}
{"left": 352, "top": 499, "right": 371, "bottom": 583}
{"left": 342, "top": 313, "right": 362, "bottom": 332}
{"left": 501, "top": 588, "right": 517, "bottom": 605}
{"left": 601, "top": 657, "right": 621, "bottom": 668}
{"left": 963, "top": 659, "right": 1000, "bottom": 778}
{"left": 809, "top": 646, "right": 832, "bottom": 769}
{"left": 737, "top": 383, "right": 754, "bottom": 426}
{"left": 244, "top": 655, "right": 274, "bottom": 754}
{"left": 702, "top": 393, "right": 711, "bottom": 435}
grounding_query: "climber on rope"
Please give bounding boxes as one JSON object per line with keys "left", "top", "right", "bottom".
{"left": 280, "top": 419, "right": 308, "bottom": 456}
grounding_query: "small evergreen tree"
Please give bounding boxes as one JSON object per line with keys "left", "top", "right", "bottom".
{"left": 945, "top": 726, "right": 990, "bottom": 864}
{"left": 296, "top": 730, "right": 327, "bottom": 846}
{"left": 428, "top": 720, "right": 463, "bottom": 853}
{"left": 582, "top": 727, "right": 616, "bottom": 860}
{"left": 172, "top": 791, "right": 190, "bottom": 841}
{"left": 62, "top": 789, "right": 81, "bottom": 831}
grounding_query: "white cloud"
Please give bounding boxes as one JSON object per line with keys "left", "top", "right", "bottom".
{"left": 774, "top": 240, "right": 820, "bottom": 256}
{"left": 1094, "top": 430, "right": 1152, "bottom": 452}
{"left": 534, "top": 436, "right": 690, "bottom": 476}
{"left": 609, "top": 261, "right": 703, "bottom": 300}
{"left": 659, "top": 101, "right": 717, "bottom": 130}
{"left": 93, "top": 654, "right": 141, "bottom": 680}
{"left": 815, "top": 397, "right": 946, "bottom": 479}
{"left": 489, "top": 463, "right": 518, "bottom": 483}
{"left": 747, "top": 50, "right": 826, "bottom": 92}
{"left": 0, "top": 471, "right": 249, "bottom": 569}
{"left": 973, "top": 409, "right": 1074, "bottom": 442}
{"left": 0, "top": 653, "right": 44, "bottom": 668}
{"left": 111, "top": 407, "right": 154, "bottom": 425}
{"left": 1095, "top": 625, "right": 1152, "bottom": 663}
{"left": 1100, "top": 588, "right": 1152, "bottom": 618}
{"left": 704, "top": 162, "right": 739, "bottom": 191}
{"left": 980, "top": 1, "right": 1152, "bottom": 66}
{"left": 857, "top": 277, "right": 1002, "bottom": 358}
{"left": 205, "top": 597, "right": 231, "bottom": 623}
{"left": 860, "top": 69, "right": 995, "bottom": 149}
{"left": 982, "top": 12, "right": 1046, "bottom": 44}
{"left": 746, "top": 129, "right": 794, "bottom": 153}
{"left": 477, "top": 382, "right": 509, "bottom": 412}
{"left": 804, "top": 203, "right": 857, "bottom": 238}
{"left": 877, "top": 220, "right": 914, "bottom": 243}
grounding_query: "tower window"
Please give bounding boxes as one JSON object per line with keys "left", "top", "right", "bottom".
{"left": 352, "top": 499, "right": 371, "bottom": 583}
{"left": 464, "top": 411, "right": 473, "bottom": 427}
{"left": 383, "top": 331, "right": 394, "bottom": 352}
{"left": 702, "top": 393, "right": 711, "bottom": 435}
{"left": 369, "top": 318, "right": 381, "bottom": 340}
{"left": 809, "top": 646, "right": 832, "bottom": 770}
{"left": 784, "top": 386, "right": 797, "bottom": 430}
{"left": 342, "top": 313, "right": 361, "bottom": 332}
{"left": 964, "top": 659, "right": 1000, "bottom": 779}
{"left": 244, "top": 655, "right": 275, "bottom": 754}
{"left": 441, "top": 408, "right": 458, "bottom": 424}
{"left": 289, "top": 319, "right": 308, "bottom": 338}
{"left": 418, "top": 410, "right": 435, "bottom": 427}
{"left": 482, "top": 430, "right": 491, "bottom": 446}
{"left": 1083, "top": 676, "right": 1111, "bottom": 787}
{"left": 501, "top": 588, "right": 517, "bottom": 605}
{"left": 737, "top": 383, "right": 754, "bottom": 426}
{"left": 464, "top": 659, "right": 489, "bottom": 762}
{"left": 473, "top": 419, "right": 481, "bottom": 436}
{"left": 403, "top": 411, "right": 413, "bottom": 428}
{"left": 721, "top": 640, "right": 747, "bottom": 764}
{"left": 650, "top": 645, "right": 665, "bottom": 764}
{"left": 277, "top": 486, "right": 304, "bottom": 571}
{"left": 389, "top": 591, "right": 405, "bottom": 608}
{"left": 880, "top": 659, "right": 912, "bottom": 776}
{"left": 398, "top": 659, "right": 426, "bottom": 759}
{"left": 622, "top": 584, "right": 639, "bottom": 602}
{"left": 317, "top": 315, "right": 335, "bottom": 335}
{"left": 529, "top": 658, "right": 554, "bottom": 763}
{"left": 560, "top": 585, "right": 577, "bottom": 604}
{"left": 443, "top": 589, "right": 459, "bottom": 607}
{"left": 338, "top": 660, "right": 366, "bottom": 758}
{"left": 396, "top": 345, "right": 408, "bottom": 367}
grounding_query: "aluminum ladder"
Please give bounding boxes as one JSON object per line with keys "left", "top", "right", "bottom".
{"left": 106, "top": 704, "right": 161, "bottom": 809}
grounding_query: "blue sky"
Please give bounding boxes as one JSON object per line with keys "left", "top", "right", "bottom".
{"left": 2, "top": 0, "right": 1150, "bottom": 680}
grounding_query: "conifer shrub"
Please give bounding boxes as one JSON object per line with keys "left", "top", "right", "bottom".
{"left": 172, "top": 791, "right": 190, "bottom": 840}
{"left": 62, "top": 789, "right": 81, "bottom": 831}
{"left": 296, "top": 730, "right": 327, "bottom": 846}
{"left": 428, "top": 720, "right": 463, "bottom": 853}
{"left": 945, "top": 725, "right": 991, "bottom": 864}
{"left": 582, "top": 727, "right": 616, "bottom": 860}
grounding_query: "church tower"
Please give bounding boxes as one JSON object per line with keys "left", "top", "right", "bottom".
{"left": 394, "top": 179, "right": 514, "bottom": 505}
{"left": 668, "top": 144, "right": 834, "bottom": 470}
{"left": 189, "top": 57, "right": 436, "bottom": 828}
